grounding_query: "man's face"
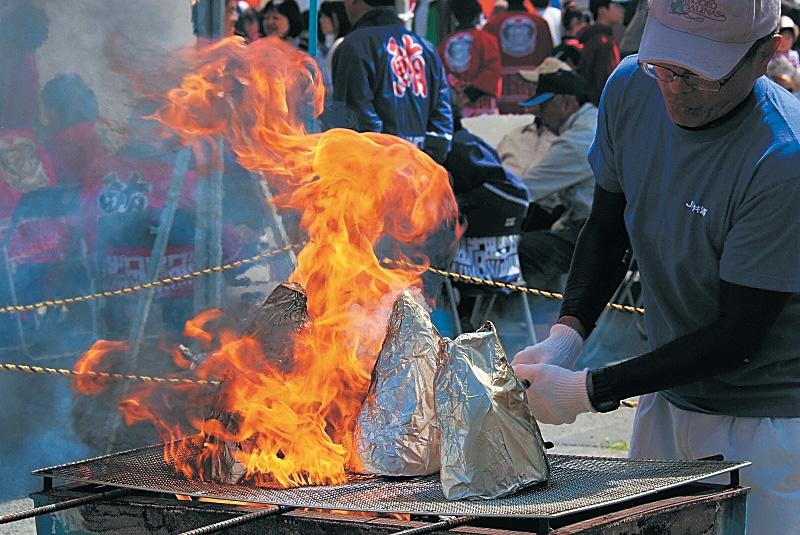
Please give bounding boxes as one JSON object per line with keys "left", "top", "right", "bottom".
{"left": 343, "top": 0, "right": 359, "bottom": 24}
{"left": 653, "top": 37, "right": 778, "bottom": 128}
{"left": 606, "top": 2, "right": 626, "bottom": 25}
{"left": 532, "top": 95, "right": 567, "bottom": 133}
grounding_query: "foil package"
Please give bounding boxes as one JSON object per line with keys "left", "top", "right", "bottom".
{"left": 435, "top": 322, "right": 550, "bottom": 500}
{"left": 206, "top": 282, "right": 310, "bottom": 484}
{"left": 245, "top": 281, "right": 310, "bottom": 372}
{"left": 355, "top": 291, "right": 441, "bottom": 476}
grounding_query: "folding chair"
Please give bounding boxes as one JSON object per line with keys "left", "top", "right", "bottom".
{"left": 595, "top": 255, "right": 645, "bottom": 338}
{"left": 1, "top": 185, "right": 98, "bottom": 355}
{"left": 443, "top": 183, "right": 537, "bottom": 346}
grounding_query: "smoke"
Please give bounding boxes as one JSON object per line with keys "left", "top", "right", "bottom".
{"left": 0, "top": 0, "right": 294, "bottom": 501}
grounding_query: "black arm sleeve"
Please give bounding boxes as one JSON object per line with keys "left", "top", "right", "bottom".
{"left": 559, "top": 184, "right": 630, "bottom": 335}
{"left": 590, "top": 281, "right": 793, "bottom": 405}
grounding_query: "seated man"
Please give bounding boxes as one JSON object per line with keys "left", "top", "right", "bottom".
{"left": 496, "top": 57, "right": 573, "bottom": 180}
{"left": 443, "top": 96, "right": 531, "bottom": 329}
{"left": 516, "top": 70, "right": 597, "bottom": 292}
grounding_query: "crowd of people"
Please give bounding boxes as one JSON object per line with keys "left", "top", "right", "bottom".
{"left": 0, "top": 1, "right": 274, "bottom": 353}
{"left": 226, "top": 2, "right": 799, "bottom": 532}
{"left": 2, "top": 0, "right": 800, "bottom": 530}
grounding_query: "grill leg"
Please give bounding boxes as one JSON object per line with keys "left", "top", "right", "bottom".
{"left": 535, "top": 518, "right": 550, "bottom": 533}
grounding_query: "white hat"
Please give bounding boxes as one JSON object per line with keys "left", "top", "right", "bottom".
{"left": 518, "top": 57, "right": 573, "bottom": 82}
{"left": 780, "top": 15, "right": 799, "bottom": 40}
{"left": 639, "top": 0, "right": 780, "bottom": 81}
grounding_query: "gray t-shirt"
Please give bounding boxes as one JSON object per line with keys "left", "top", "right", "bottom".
{"left": 589, "top": 56, "right": 800, "bottom": 417}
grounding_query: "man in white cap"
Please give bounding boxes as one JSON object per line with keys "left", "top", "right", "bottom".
{"left": 511, "top": 0, "right": 800, "bottom": 531}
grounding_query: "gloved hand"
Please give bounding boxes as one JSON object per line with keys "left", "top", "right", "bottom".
{"left": 512, "top": 323, "right": 584, "bottom": 368}
{"left": 512, "top": 364, "right": 596, "bottom": 425}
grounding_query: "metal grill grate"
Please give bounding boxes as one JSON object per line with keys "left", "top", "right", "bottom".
{"left": 34, "top": 438, "right": 747, "bottom": 518}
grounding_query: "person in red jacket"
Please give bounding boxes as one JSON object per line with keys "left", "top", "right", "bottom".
{"left": 438, "top": 0, "right": 502, "bottom": 117}
{"left": 578, "top": 0, "right": 626, "bottom": 104}
{"left": 484, "top": 0, "right": 553, "bottom": 113}
{"left": 0, "top": 2, "right": 48, "bottom": 130}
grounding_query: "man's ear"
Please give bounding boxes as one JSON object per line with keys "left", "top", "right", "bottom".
{"left": 562, "top": 94, "right": 580, "bottom": 114}
{"left": 756, "top": 35, "right": 781, "bottom": 70}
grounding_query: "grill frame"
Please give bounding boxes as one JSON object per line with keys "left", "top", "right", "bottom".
{"left": 33, "top": 437, "right": 748, "bottom": 520}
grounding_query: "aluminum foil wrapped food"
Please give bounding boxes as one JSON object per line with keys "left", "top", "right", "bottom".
{"left": 245, "top": 281, "right": 310, "bottom": 371}
{"left": 435, "top": 322, "right": 550, "bottom": 500}
{"left": 206, "top": 282, "right": 310, "bottom": 483}
{"left": 355, "top": 290, "right": 441, "bottom": 476}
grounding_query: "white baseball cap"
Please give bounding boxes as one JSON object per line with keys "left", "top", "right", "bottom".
{"left": 518, "top": 57, "right": 573, "bottom": 82}
{"left": 639, "top": 0, "right": 780, "bottom": 81}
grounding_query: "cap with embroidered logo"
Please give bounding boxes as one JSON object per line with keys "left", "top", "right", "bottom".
{"left": 639, "top": 0, "right": 780, "bottom": 81}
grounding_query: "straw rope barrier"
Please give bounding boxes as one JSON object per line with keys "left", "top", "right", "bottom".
{"left": 0, "top": 363, "right": 219, "bottom": 387}
{"left": 0, "top": 246, "right": 642, "bottom": 407}
{"left": 0, "top": 243, "right": 301, "bottom": 315}
{"left": 0, "top": 247, "right": 645, "bottom": 316}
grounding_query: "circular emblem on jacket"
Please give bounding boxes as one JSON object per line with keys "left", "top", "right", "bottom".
{"left": 500, "top": 15, "right": 537, "bottom": 58}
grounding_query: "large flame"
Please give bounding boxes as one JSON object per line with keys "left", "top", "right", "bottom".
{"left": 74, "top": 36, "right": 458, "bottom": 487}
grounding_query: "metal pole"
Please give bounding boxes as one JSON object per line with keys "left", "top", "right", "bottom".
{"left": 257, "top": 175, "right": 298, "bottom": 282}
{"left": 309, "top": 0, "right": 319, "bottom": 58}
{"left": 1, "top": 247, "right": 29, "bottom": 358}
{"left": 195, "top": 0, "right": 227, "bottom": 39}
{"left": 193, "top": 177, "right": 209, "bottom": 313}
{"left": 208, "top": 138, "right": 225, "bottom": 308}
{"left": 193, "top": 0, "right": 226, "bottom": 311}
{"left": 0, "top": 488, "right": 130, "bottom": 525}
{"left": 178, "top": 505, "right": 295, "bottom": 535}
{"left": 127, "top": 147, "right": 192, "bottom": 360}
{"left": 393, "top": 515, "right": 480, "bottom": 535}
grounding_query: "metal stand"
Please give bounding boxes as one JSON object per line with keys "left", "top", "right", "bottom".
{"left": 1, "top": 246, "right": 29, "bottom": 357}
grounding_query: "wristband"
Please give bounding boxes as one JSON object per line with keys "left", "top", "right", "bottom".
{"left": 587, "top": 368, "right": 620, "bottom": 413}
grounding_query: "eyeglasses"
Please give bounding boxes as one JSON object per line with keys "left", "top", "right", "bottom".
{"left": 638, "top": 62, "right": 736, "bottom": 92}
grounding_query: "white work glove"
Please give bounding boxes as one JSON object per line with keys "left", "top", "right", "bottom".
{"left": 512, "top": 323, "right": 584, "bottom": 368}
{"left": 512, "top": 363, "right": 596, "bottom": 425}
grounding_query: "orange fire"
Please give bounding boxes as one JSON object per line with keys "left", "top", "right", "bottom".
{"left": 73, "top": 340, "right": 130, "bottom": 395}
{"left": 74, "top": 36, "right": 458, "bottom": 488}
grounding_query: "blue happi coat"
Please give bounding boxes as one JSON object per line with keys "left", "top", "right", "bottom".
{"left": 331, "top": 8, "right": 452, "bottom": 161}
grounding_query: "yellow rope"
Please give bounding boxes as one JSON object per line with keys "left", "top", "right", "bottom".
{"left": 0, "top": 248, "right": 643, "bottom": 407}
{"left": 0, "top": 247, "right": 644, "bottom": 315}
{"left": 0, "top": 243, "right": 301, "bottom": 315}
{"left": 0, "top": 362, "right": 638, "bottom": 409}
{"left": 382, "top": 259, "right": 646, "bottom": 315}
{"left": 0, "top": 363, "right": 220, "bottom": 386}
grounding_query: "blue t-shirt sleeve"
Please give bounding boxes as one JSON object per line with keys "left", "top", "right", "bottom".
{"left": 720, "top": 175, "right": 800, "bottom": 292}
{"left": 587, "top": 59, "right": 633, "bottom": 194}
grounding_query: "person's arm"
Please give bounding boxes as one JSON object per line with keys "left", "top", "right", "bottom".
{"left": 558, "top": 184, "right": 630, "bottom": 337}
{"left": 512, "top": 184, "right": 627, "bottom": 369}
{"left": 521, "top": 137, "right": 594, "bottom": 203}
{"left": 423, "top": 58, "right": 453, "bottom": 164}
{"left": 589, "top": 281, "right": 792, "bottom": 409}
{"left": 468, "top": 32, "right": 502, "bottom": 98}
